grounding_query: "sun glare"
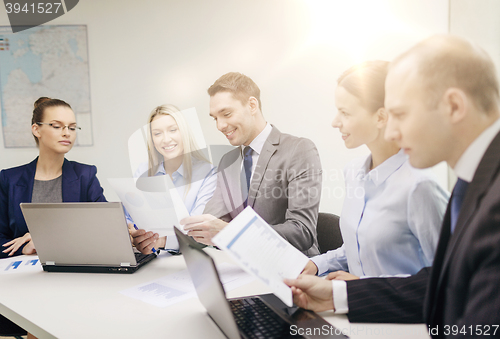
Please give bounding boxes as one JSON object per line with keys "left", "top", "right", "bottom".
{"left": 303, "top": 0, "right": 415, "bottom": 62}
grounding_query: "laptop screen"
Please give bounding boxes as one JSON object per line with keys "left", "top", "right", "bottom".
{"left": 175, "top": 227, "right": 241, "bottom": 339}
{"left": 21, "top": 202, "right": 137, "bottom": 267}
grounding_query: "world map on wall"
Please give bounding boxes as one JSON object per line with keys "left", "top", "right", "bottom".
{"left": 0, "top": 25, "right": 92, "bottom": 148}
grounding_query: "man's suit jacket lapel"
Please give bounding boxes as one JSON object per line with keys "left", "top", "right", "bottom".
{"left": 425, "top": 131, "right": 500, "bottom": 323}
{"left": 61, "top": 159, "right": 80, "bottom": 202}
{"left": 440, "top": 131, "right": 500, "bottom": 278}
{"left": 247, "top": 126, "right": 279, "bottom": 207}
{"left": 15, "top": 158, "right": 38, "bottom": 204}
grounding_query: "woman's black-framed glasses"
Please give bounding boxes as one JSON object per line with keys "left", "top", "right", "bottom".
{"left": 36, "top": 122, "right": 81, "bottom": 132}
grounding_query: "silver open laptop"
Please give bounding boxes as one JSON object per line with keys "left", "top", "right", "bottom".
{"left": 175, "top": 227, "right": 348, "bottom": 339}
{"left": 20, "top": 202, "right": 156, "bottom": 273}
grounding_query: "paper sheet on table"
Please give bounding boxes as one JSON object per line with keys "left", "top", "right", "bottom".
{"left": 212, "top": 207, "right": 309, "bottom": 307}
{"left": 108, "top": 176, "right": 189, "bottom": 236}
{"left": 120, "top": 262, "right": 255, "bottom": 308}
{"left": 0, "top": 256, "right": 42, "bottom": 274}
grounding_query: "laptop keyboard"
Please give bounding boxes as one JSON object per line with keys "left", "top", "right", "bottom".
{"left": 229, "top": 297, "right": 303, "bottom": 339}
{"left": 134, "top": 252, "right": 155, "bottom": 265}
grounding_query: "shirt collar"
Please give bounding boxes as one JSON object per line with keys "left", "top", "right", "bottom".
{"left": 156, "top": 162, "right": 184, "bottom": 181}
{"left": 356, "top": 149, "right": 407, "bottom": 186}
{"left": 240, "top": 123, "right": 272, "bottom": 156}
{"left": 156, "top": 162, "right": 166, "bottom": 175}
{"left": 454, "top": 118, "right": 500, "bottom": 182}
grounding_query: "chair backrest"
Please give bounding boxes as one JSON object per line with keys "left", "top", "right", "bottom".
{"left": 0, "top": 314, "right": 27, "bottom": 338}
{"left": 316, "top": 212, "right": 343, "bottom": 254}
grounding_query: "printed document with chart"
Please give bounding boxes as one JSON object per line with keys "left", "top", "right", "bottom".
{"left": 212, "top": 207, "right": 309, "bottom": 306}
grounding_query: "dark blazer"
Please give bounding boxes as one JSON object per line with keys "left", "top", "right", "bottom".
{"left": 345, "top": 131, "right": 500, "bottom": 337}
{"left": 0, "top": 157, "right": 107, "bottom": 258}
{"left": 204, "top": 125, "right": 322, "bottom": 256}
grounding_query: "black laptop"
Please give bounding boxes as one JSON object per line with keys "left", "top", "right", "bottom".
{"left": 175, "top": 227, "right": 348, "bottom": 339}
{"left": 20, "top": 202, "right": 156, "bottom": 273}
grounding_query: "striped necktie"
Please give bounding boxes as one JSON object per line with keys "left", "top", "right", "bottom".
{"left": 243, "top": 146, "right": 253, "bottom": 207}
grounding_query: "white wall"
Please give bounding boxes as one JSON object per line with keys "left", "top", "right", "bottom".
{"left": 0, "top": 0, "right": 451, "bottom": 214}
{"left": 444, "top": 0, "right": 500, "bottom": 188}
{"left": 450, "top": 0, "right": 500, "bottom": 78}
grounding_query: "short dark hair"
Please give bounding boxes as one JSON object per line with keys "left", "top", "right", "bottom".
{"left": 207, "top": 72, "right": 262, "bottom": 110}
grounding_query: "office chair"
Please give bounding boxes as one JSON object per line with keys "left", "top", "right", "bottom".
{"left": 316, "top": 212, "right": 343, "bottom": 254}
{"left": 0, "top": 314, "right": 27, "bottom": 339}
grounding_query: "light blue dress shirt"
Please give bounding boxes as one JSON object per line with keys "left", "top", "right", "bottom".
{"left": 132, "top": 158, "right": 217, "bottom": 216}
{"left": 312, "top": 149, "right": 449, "bottom": 277}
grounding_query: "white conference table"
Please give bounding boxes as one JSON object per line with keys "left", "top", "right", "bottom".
{"left": 0, "top": 249, "right": 430, "bottom": 339}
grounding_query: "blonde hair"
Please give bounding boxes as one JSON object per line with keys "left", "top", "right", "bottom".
{"left": 146, "top": 104, "right": 210, "bottom": 195}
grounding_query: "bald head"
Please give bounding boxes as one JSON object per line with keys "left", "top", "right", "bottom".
{"left": 391, "top": 35, "right": 500, "bottom": 114}
{"left": 384, "top": 35, "right": 500, "bottom": 169}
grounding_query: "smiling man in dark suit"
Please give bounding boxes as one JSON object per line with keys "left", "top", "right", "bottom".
{"left": 182, "top": 72, "right": 322, "bottom": 256}
{"left": 285, "top": 35, "right": 500, "bottom": 336}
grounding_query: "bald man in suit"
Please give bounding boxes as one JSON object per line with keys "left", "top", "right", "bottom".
{"left": 286, "top": 35, "right": 500, "bottom": 337}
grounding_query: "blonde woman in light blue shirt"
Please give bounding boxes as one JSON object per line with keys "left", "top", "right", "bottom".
{"left": 129, "top": 104, "right": 217, "bottom": 253}
{"left": 303, "top": 61, "right": 449, "bottom": 279}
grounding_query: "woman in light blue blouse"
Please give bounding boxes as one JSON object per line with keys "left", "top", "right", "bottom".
{"left": 303, "top": 61, "right": 449, "bottom": 279}
{"left": 129, "top": 104, "right": 216, "bottom": 254}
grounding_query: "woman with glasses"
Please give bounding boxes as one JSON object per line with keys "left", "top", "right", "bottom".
{"left": 129, "top": 104, "right": 217, "bottom": 254}
{"left": 302, "top": 61, "right": 449, "bottom": 280}
{"left": 0, "top": 97, "right": 106, "bottom": 258}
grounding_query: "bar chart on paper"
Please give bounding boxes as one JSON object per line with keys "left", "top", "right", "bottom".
{"left": 0, "top": 256, "right": 41, "bottom": 274}
{"left": 213, "top": 207, "right": 310, "bottom": 306}
{"left": 120, "top": 263, "right": 255, "bottom": 307}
